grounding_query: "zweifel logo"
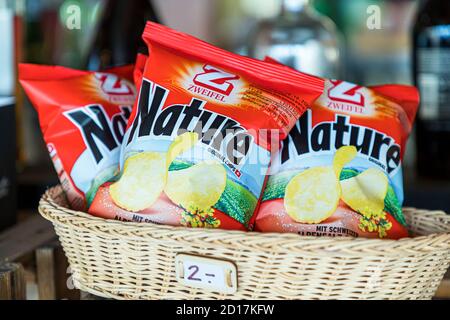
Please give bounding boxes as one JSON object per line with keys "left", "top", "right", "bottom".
{"left": 328, "top": 80, "right": 365, "bottom": 107}
{"left": 95, "top": 73, "right": 134, "bottom": 96}
{"left": 188, "top": 65, "right": 240, "bottom": 102}
{"left": 95, "top": 73, "right": 135, "bottom": 104}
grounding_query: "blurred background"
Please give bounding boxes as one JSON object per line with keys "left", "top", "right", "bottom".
{"left": 0, "top": 0, "right": 449, "bottom": 231}
{"left": 1, "top": 0, "right": 450, "bottom": 300}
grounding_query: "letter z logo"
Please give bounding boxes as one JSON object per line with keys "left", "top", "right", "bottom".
{"left": 193, "top": 65, "right": 239, "bottom": 96}
{"left": 95, "top": 73, "right": 134, "bottom": 96}
{"left": 328, "top": 80, "right": 365, "bottom": 106}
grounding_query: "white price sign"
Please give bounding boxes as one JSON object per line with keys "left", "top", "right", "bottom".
{"left": 175, "top": 254, "right": 237, "bottom": 294}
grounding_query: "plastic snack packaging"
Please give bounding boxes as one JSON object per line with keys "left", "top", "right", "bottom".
{"left": 256, "top": 65, "right": 420, "bottom": 239}
{"left": 19, "top": 63, "right": 136, "bottom": 211}
{"left": 133, "top": 53, "right": 148, "bottom": 91}
{"left": 88, "top": 22, "right": 324, "bottom": 230}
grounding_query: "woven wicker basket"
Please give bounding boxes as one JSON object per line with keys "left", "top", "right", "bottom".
{"left": 39, "top": 186, "right": 450, "bottom": 300}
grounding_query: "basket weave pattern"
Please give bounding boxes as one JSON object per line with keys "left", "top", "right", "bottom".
{"left": 39, "top": 186, "right": 450, "bottom": 300}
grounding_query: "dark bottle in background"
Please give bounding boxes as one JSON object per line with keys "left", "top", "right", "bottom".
{"left": 413, "top": 0, "right": 450, "bottom": 179}
{"left": 84, "top": 0, "right": 159, "bottom": 70}
{"left": 0, "top": 97, "right": 16, "bottom": 231}
{"left": 0, "top": 0, "right": 17, "bottom": 231}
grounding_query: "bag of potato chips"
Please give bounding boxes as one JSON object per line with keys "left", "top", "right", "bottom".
{"left": 19, "top": 63, "right": 136, "bottom": 211}
{"left": 88, "top": 22, "right": 324, "bottom": 230}
{"left": 255, "top": 78, "right": 419, "bottom": 239}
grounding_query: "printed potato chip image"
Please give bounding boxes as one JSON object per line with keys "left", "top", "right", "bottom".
{"left": 166, "top": 132, "right": 199, "bottom": 167}
{"left": 341, "top": 167, "right": 388, "bottom": 218}
{"left": 90, "top": 183, "right": 186, "bottom": 226}
{"left": 165, "top": 161, "right": 227, "bottom": 211}
{"left": 110, "top": 152, "right": 167, "bottom": 212}
{"left": 284, "top": 146, "right": 357, "bottom": 224}
{"left": 110, "top": 132, "right": 199, "bottom": 212}
{"left": 284, "top": 167, "right": 341, "bottom": 224}
{"left": 333, "top": 146, "right": 357, "bottom": 179}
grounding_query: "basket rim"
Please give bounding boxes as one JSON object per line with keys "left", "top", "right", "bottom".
{"left": 39, "top": 186, "right": 450, "bottom": 300}
{"left": 39, "top": 185, "right": 450, "bottom": 249}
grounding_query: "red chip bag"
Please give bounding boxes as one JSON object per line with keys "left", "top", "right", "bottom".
{"left": 256, "top": 57, "right": 419, "bottom": 239}
{"left": 87, "top": 22, "right": 324, "bottom": 230}
{"left": 19, "top": 63, "right": 136, "bottom": 210}
{"left": 133, "top": 53, "right": 148, "bottom": 91}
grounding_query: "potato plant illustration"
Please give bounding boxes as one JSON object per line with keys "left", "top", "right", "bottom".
{"left": 341, "top": 167, "right": 388, "bottom": 219}
{"left": 340, "top": 167, "right": 391, "bottom": 237}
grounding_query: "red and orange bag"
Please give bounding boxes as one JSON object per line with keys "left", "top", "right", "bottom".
{"left": 255, "top": 64, "right": 419, "bottom": 239}
{"left": 21, "top": 23, "right": 417, "bottom": 239}
{"left": 19, "top": 63, "right": 136, "bottom": 211}
{"left": 88, "top": 22, "right": 324, "bottom": 230}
